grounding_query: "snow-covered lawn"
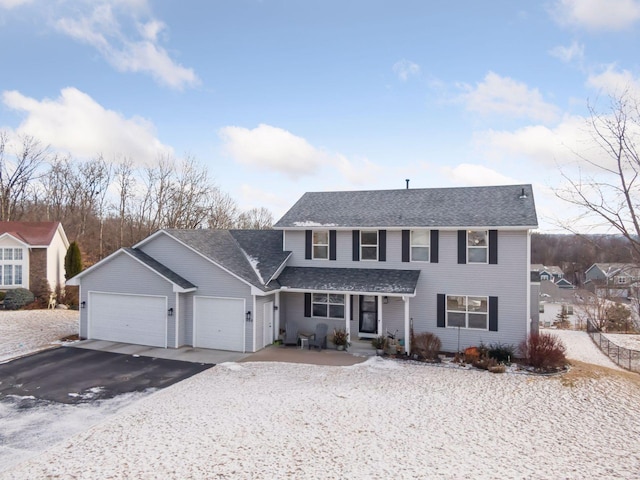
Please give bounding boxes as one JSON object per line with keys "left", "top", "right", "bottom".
{"left": 604, "top": 333, "right": 640, "bottom": 351}
{"left": 4, "top": 336, "right": 640, "bottom": 479}
{"left": 545, "top": 328, "right": 626, "bottom": 371}
{"left": 0, "top": 309, "right": 78, "bottom": 362}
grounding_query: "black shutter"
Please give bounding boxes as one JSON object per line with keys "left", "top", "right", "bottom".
{"left": 304, "top": 293, "right": 311, "bottom": 317}
{"left": 437, "top": 294, "right": 446, "bottom": 328}
{"left": 457, "top": 230, "right": 466, "bottom": 264}
{"left": 350, "top": 295, "right": 355, "bottom": 321}
{"left": 379, "top": 230, "right": 386, "bottom": 262}
{"left": 329, "top": 230, "right": 337, "bottom": 261}
{"left": 352, "top": 230, "right": 360, "bottom": 261}
{"left": 430, "top": 230, "right": 439, "bottom": 263}
{"left": 402, "top": 230, "right": 410, "bottom": 262}
{"left": 489, "top": 296, "right": 498, "bottom": 331}
{"left": 305, "top": 230, "right": 312, "bottom": 260}
{"left": 489, "top": 230, "right": 498, "bottom": 264}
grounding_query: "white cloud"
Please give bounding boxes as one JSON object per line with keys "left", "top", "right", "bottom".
{"left": 2, "top": 87, "right": 172, "bottom": 163}
{"left": 392, "top": 59, "right": 421, "bottom": 81}
{"left": 552, "top": 0, "right": 640, "bottom": 31}
{"left": 587, "top": 66, "right": 640, "bottom": 98}
{"left": 219, "top": 124, "right": 379, "bottom": 186}
{"left": 458, "top": 72, "right": 560, "bottom": 123}
{"left": 0, "top": 0, "right": 32, "bottom": 8}
{"left": 549, "top": 40, "right": 584, "bottom": 63}
{"left": 54, "top": 1, "right": 198, "bottom": 90}
{"left": 441, "top": 163, "right": 520, "bottom": 187}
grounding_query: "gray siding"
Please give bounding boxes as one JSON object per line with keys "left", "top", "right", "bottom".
{"left": 283, "top": 229, "right": 530, "bottom": 351}
{"left": 141, "top": 233, "right": 255, "bottom": 351}
{"left": 78, "top": 252, "right": 176, "bottom": 345}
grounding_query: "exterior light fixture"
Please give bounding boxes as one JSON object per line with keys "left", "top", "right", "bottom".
{"left": 168, "top": 307, "right": 174, "bottom": 317}
{"left": 246, "top": 311, "right": 252, "bottom": 322}
{"left": 383, "top": 296, "right": 389, "bottom": 304}
{"left": 80, "top": 301, "right": 86, "bottom": 309}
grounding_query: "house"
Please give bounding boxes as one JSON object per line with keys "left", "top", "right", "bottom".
{"left": 67, "top": 184, "right": 538, "bottom": 353}
{"left": 530, "top": 263, "right": 573, "bottom": 288}
{"left": 0, "top": 221, "right": 69, "bottom": 292}
{"left": 584, "top": 263, "right": 640, "bottom": 299}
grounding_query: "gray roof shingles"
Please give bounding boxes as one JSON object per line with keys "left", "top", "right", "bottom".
{"left": 164, "top": 229, "right": 290, "bottom": 291}
{"left": 125, "top": 248, "right": 196, "bottom": 290}
{"left": 274, "top": 184, "right": 538, "bottom": 228}
{"left": 274, "top": 266, "right": 421, "bottom": 295}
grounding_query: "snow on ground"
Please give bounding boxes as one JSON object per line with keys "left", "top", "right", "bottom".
{"left": 4, "top": 357, "right": 640, "bottom": 479}
{"left": 543, "top": 328, "right": 626, "bottom": 371}
{"left": 0, "top": 310, "right": 78, "bottom": 362}
{"left": 604, "top": 333, "right": 640, "bottom": 351}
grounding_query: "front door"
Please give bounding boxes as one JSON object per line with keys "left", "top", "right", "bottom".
{"left": 359, "top": 295, "right": 378, "bottom": 336}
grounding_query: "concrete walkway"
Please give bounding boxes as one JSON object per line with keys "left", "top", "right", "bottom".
{"left": 73, "top": 340, "right": 250, "bottom": 364}
{"left": 241, "top": 344, "right": 371, "bottom": 366}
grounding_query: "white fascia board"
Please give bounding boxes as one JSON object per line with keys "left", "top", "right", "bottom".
{"left": 276, "top": 225, "right": 537, "bottom": 231}
{"left": 0, "top": 233, "right": 30, "bottom": 247}
{"left": 265, "top": 252, "right": 293, "bottom": 285}
{"left": 276, "top": 287, "right": 416, "bottom": 297}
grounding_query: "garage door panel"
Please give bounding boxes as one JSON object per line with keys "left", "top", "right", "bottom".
{"left": 194, "top": 297, "right": 244, "bottom": 351}
{"left": 89, "top": 292, "right": 167, "bottom": 348}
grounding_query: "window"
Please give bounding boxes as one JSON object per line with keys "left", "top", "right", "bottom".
{"left": 14, "top": 265, "right": 22, "bottom": 285}
{"left": 360, "top": 231, "right": 378, "bottom": 261}
{"left": 312, "top": 231, "right": 329, "bottom": 260}
{"left": 3, "top": 265, "right": 13, "bottom": 285}
{"left": 0, "top": 247, "right": 25, "bottom": 286}
{"left": 411, "top": 230, "right": 430, "bottom": 262}
{"left": 446, "top": 295, "right": 488, "bottom": 329}
{"left": 312, "top": 293, "right": 345, "bottom": 319}
{"left": 14, "top": 249, "right": 22, "bottom": 260}
{"left": 467, "top": 230, "right": 487, "bottom": 263}
{"left": 4, "top": 248, "right": 13, "bottom": 261}
{"left": 616, "top": 276, "right": 628, "bottom": 284}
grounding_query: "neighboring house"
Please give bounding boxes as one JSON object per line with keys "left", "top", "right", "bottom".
{"left": 67, "top": 184, "right": 538, "bottom": 354}
{"left": 531, "top": 264, "right": 573, "bottom": 287}
{"left": 0, "top": 222, "right": 69, "bottom": 292}
{"left": 584, "top": 263, "right": 640, "bottom": 299}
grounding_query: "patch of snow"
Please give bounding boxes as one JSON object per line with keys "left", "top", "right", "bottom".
{"left": 5, "top": 358, "right": 640, "bottom": 479}
{"left": 603, "top": 333, "right": 640, "bottom": 351}
{"left": 218, "top": 362, "right": 244, "bottom": 371}
{"left": 0, "top": 310, "right": 79, "bottom": 362}
{"left": 543, "top": 328, "right": 624, "bottom": 370}
{"left": 292, "top": 221, "right": 338, "bottom": 227}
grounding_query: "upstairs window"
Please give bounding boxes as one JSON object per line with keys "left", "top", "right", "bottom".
{"left": 360, "top": 231, "right": 378, "bottom": 261}
{"left": 312, "top": 231, "right": 329, "bottom": 260}
{"left": 467, "top": 230, "right": 488, "bottom": 263}
{"left": 411, "top": 230, "right": 430, "bottom": 262}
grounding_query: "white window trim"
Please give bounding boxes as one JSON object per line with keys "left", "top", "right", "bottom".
{"left": 312, "top": 230, "right": 329, "bottom": 260}
{"left": 0, "top": 247, "right": 26, "bottom": 286}
{"left": 467, "top": 230, "right": 488, "bottom": 264}
{"left": 445, "top": 294, "right": 489, "bottom": 330}
{"left": 410, "top": 229, "right": 430, "bottom": 263}
{"left": 360, "top": 230, "right": 378, "bottom": 261}
{"left": 312, "top": 293, "right": 345, "bottom": 319}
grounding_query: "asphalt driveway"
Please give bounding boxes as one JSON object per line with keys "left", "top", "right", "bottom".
{"left": 0, "top": 347, "right": 213, "bottom": 405}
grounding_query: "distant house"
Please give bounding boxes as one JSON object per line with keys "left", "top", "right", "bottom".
{"left": 0, "top": 222, "right": 70, "bottom": 292}
{"left": 531, "top": 264, "right": 573, "bottom": 288}
{"left": 584, "top": 263, "right": 640, "bottom": 299}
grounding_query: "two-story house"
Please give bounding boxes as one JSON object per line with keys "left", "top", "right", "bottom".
{"left": 584, "top": 263, "right": 640, "bottom": 299}
{"left": 67, "top": 184, "right": 537, "bottom": 354}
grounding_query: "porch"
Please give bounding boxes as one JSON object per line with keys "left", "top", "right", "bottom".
{"left": 241, "top": 339, "right": 376, "bottom": 366}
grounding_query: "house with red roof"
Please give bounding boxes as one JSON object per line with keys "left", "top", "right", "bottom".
{"left": 0, "top": 222, "right": 69, "bottom": 293}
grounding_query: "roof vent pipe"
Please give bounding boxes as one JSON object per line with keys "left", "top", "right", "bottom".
{"left": 406, "top": 179, "right": 410, "bottom": 189}
{"left": 519, "top": 187, "right": 527, "bottom": 199}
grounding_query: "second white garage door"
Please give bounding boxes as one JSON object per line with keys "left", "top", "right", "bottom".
{"left": 194, "top": 296, "right": 245, "bottom": 352}
{"left": 89, "top": 292, "right": 167, "bottom": 347}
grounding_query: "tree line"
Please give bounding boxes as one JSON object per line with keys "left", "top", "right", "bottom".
{"left": 0, "top": 132, "right": 273, "bottom": 265}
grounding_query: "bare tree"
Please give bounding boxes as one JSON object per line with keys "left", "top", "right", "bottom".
{"left": 236, "top": 207, "right": 273, "bottom": 230}
{"left": 207, "top": 189, "right": 239, "bottom": 229}
{"left": 113, "top": 158, "right": 135, "bottom": 247}
{"left": 0, "top": 133, "right": 50, "bottom": 220}
{"left": 556, "top": 92, "right": 640, "bottom": 260}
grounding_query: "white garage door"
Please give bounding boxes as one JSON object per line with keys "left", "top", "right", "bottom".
{"left": 194, "top": 296, "right": 245, "bottom": 352}
{"left": 89, "top": 292, "right": 167, "bottom": 348}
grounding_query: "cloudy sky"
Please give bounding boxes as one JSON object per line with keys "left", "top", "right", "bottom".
{"left": 1, "top": 0, "right": 640, "bottom": 232}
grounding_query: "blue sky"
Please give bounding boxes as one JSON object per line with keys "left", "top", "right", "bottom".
{"left": 2, "top": 0, "right": 640, "bottom": 232}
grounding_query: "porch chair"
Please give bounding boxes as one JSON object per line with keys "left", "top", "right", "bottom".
{"left": 283, "top": 321, "right": 299, "bottom": 346}
{"left": 308, "top": 323, "right": 328, "bottom": 350}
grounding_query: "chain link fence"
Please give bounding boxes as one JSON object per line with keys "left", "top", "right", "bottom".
{"left": 587, "top": 319, "right": 640, "bottom": 373}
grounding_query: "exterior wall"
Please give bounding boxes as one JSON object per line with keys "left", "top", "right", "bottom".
{"left": 46, "top": 229, "right": 69, "bottom": 291}
{"left": 140, "top": 233, "right": 255, "bottom": 351}
{"left": 0, "top": 236, "right": 29, "bottom": 289}
{"left": 283, "top": 228, "right": 530, "bottom": 351}
{"left": 29, "top": 248, "right": 47, "bottom": 292}
{"left": 77, "top": 253, "right": 176, "bottom": 345}
{"left": 530, "top": 282, "right": 540, "bottom": 334}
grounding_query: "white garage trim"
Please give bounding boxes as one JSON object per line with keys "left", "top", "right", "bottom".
{"left": 193, "top": 296, "right": 246, "bottom": 352}
{"left": 88, "top": 291, "right": 168, "bottom": 348}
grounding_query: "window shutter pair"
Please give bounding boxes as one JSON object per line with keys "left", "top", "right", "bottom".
{"left": 305, "top": 230, "right": 336, "bottom": 260}
{"left": 352, "top": 230, "right": 386, "bottom": 261}
{"left": 457, "top": 230, "right": 498, "bottom": 264}
{"left": 437, "top": 294, "right": 499, "bottom": 331}
{"left": 402, "top": 230, "right": 439, "bottom": 263}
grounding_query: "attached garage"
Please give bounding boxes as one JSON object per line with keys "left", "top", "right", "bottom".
{"left": 89, "top": 292, "right": 168, "bottom": 348}
{"left": 194, "top": 296, "right": 245, "bottom": 352}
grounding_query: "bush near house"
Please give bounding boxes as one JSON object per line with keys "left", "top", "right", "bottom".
{"left": 412, "top": 332, "right": 441, "bottom": 360}
{"left": 518, "top": 332, "right": 567, "bottom": 372}
{"left": 488, "top": 343, "right": 515, "bottom": 364}
{"left": 3, "top": 288, "right": 35, "bottom": 310}
{"left": 31, "top": 277, "right": 53, "bottom": 309}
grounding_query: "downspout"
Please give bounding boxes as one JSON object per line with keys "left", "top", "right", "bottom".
{"left": 345, "top": 294, "right": 351, "bottom": 341}
{"left": 174, "top": 292, "right": 179, "bottom": 348}
{"left": 404, "top": 296, "right": 411, "bottom": 355}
